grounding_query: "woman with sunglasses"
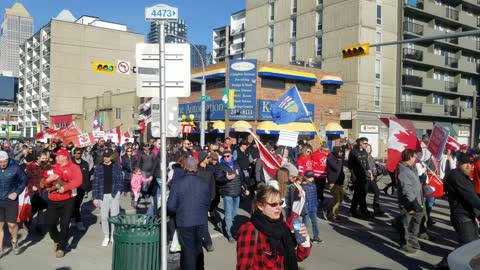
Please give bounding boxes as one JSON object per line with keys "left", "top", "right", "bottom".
{"left": 237, "top": 185, "right": 311, "bottom": 270}
{"left": 121, "top": 146, "right": 137, "bottom": 195}
{"left": 296, "top": 146, "right": 314, "bottom": 177}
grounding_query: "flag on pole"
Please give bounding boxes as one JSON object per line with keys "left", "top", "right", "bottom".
{"left": 271, "top": 86, "right": 309, "bottom": 124}
{"left": 248, "top": 130, "right": 280, "bottom": 178}
{"left": 446, "top": 136, "right": 461, "bottom": 152}
{"left": 380, "top": 117, "right": 421, "bottom": 172}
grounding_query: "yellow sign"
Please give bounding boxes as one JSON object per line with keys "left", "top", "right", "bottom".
{"left": 228, "top": 89, "right": 235, "bottom": 109}
{"left": 92, "top": 61, "right": 115, "bottom": 73}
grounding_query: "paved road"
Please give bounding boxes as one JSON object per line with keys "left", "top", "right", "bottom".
{"left": 0, "top": 180, "right": 459, "bottom": 270}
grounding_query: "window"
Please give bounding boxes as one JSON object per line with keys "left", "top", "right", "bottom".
{"left": 115, "top": 108, "right": 121, "bottom": 119}
{"left": 291, "top": 18, "right": 297, "bottom": 38}
{"left": 376, "top": 5, "right": 382, "bottom": 25}
{"left": 432, "top": 94, "right": 444, "bottom": 105}
{"left": 268, "top": 47, "right": 273, "bottom": 62}
{"left": 376, "top": 32, "right": 382, "bottom": 52}
{"left": 374, "top": 86, "right": 381, "bottom": 107}
{"left": 296, "top": 82, "right": 312, "bottom": 92}
{"left": 316, "top": 37, "right": 322, "bottom": 56}
{"left": 316, "top": 12, "right": 322, "bottom": 31}
{"left": 131, "top": 106, "right": 135, "bottom": 119}
{"left": 292, "top": 0, "right": 297, "bottom": 13}
{"left": 290, "top": 43, "right": 296, "bottom": 61}
{"left": 465, "top": 99, "right": 473, "bottom": 109}
{"left": 269, "top": 26, "right": 274, "bottom": 43}
{"left": 323, "top": 85, "right": 337, "bottom": 95}
{"left": 375, "top": 59, "right": 381, "bottom": 79}
{"left": 191, "top": 82, "right": 201, "bottom": 92}
{"left": 261, "top": 77, "right": 285, "bottom": 90}
{"left": 206, "top": 78, "right": 225, "bottom": 89}
{"left": 269, "top": 2, "right": 275, "bottom": 21}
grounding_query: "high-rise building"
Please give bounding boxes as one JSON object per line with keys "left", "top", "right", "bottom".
{"left": 191, "top": 44, "right": 209, "bottom": 69}
{"left": 148, "top": 19, "right": 187, "bottom": 43}
{"left": 212, "top": 9, "right": 246, "bottom": 63}
{"left": 236, "top": 0, "right": 480, "bottom": 156}
{"left": 0, "top": 3, "right": 33, "bottom": 77}
{"left": 17, "top": 14, "right": 143, "bottom": 137}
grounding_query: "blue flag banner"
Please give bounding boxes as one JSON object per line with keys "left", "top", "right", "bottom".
{"left": 271, "top": 86, "right": 309, "bottom": 124}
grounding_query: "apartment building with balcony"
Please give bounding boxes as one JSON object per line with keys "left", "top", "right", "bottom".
{"left": 17, "top": 14, "right": 143, "bottom": 138}
{"left": 399, "top": 0, "right": 480, "bottom": 144}
{"left": 212, "top": 10, "right": 246, "bottom": 63}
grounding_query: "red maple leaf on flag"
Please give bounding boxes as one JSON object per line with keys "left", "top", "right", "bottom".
{"left": 380, "top": 117, "right": 421, "bottom": 172}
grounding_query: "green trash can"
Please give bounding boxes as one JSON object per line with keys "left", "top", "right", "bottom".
{"left": 108, "top": 214, "right": 160, "bottom": 270}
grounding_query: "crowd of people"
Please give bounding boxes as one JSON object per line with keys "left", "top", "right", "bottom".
{"left": 0, "top": 134, "right": 479, "bottom": 270}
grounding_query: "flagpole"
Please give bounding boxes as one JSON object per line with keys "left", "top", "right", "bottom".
{"left": 309, "top": 116, "right": 323, "bottom": 145}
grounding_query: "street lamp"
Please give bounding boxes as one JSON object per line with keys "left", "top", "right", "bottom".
{"left": 166, "top": 34, "right": 207, "bottom": 147}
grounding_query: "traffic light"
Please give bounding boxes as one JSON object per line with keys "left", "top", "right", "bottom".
{"left": 93, "top": 61, "right": 115, "bottom": 73}
{"left": 342, "top": 43, "right": 370, "bottom": 59}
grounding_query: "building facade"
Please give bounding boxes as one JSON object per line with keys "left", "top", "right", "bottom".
{"left": 0, "top": 101, "right": 20, "bottom": 140}
{"left": 17, "top": 15, "right": 143, "bottom": 137}
{"left": 148, "top": 19, "right": 187, "bottom": 43}
{"left": 0, "top": 75, "right": 18, "bottom": 102}
{"left": 0, "top": 3, "right": 33, "bottom": 77}
{"left": 179, "top": 60, "right": 343, "bottom": 150}
{"left": 83, "top": 90, "right": 139, "bottom": 133}
{"left": 191, "top": 44, "right": 209, "bottom": 69}
{"left": 212, "top": 10, "right": 246, "bottom": 63}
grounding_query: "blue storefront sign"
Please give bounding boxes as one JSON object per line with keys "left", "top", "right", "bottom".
{"left": 258, "top": 100, "right": 314, "bottom": 122}
{"left": 228, "top": 59, "right": 257, "bottom": 120}
{"left": 178, "top": 100, "right": 225, "bottom": 120}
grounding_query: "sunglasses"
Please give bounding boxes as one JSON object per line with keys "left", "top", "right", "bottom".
{"left": 223, "top": 155, "right": 231, "bottom": 158}
{"left": 126, "top": 150, "right": 132, "bottom": 152}
{"left": 74, "top": 152, "right": 82, "bottom": 155}
{"left": 265, "top": 200, "right": 284, "bottom": 207}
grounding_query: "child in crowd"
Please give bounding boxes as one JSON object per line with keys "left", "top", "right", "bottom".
{"left": 301, "top": 170, "right": 322, "bottom": 244}
{"left": 130, "top": 168, "right": 152, "bottom": 208}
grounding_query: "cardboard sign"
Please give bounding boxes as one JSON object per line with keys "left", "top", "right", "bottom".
{"left": 427, "top": 124, "right": 449, "bottom": 160}
{"left": 277, "top": 130, "right": 299, "bottom": 148}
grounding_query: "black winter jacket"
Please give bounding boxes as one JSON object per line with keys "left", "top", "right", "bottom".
{"left": 215, "top": 161, "right": 246, "bottom": 197}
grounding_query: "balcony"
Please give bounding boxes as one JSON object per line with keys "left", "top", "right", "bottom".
{"left": 403, "top": 22, "right": 424, "bottom": 35}
{"left": 43, "top": 63, "right": 50, "bottom": 70}
{"left": 445, "top": 37, "right": 458, "bottom": 45}
{"left": 41, "top": 106, "right": 49, "bottom": 113}
{"left": 445, "top": 81, "right": 458, "bottom": 92}
{"left": 41, "top": 92, "right": 49, "bottom": 98}
{"left": 401, "top": 101, "right": 422, "bottom": 113}
{"left": 32, "top": 81, "right": 39, "bottom": 87}
{"left": 403, "top": 48, "right": 423, "bottom": 61}
{"left": 445, "top": 57, "right": 458, "bottom": 68}
{"left": 445, "top": 8, "right": 459, "bottom": 21}
{"left": 402, "top": 74, "right": 423, "bottom": 87}
{"left": 42, "top": 35, "right": 50, "bottom": 42}
{"left": 445, "top": 104, "right": 458, "bottom": 116}
{"left": 404, "top": 0, "right": 424, "bottom": 9}
{"left": 42, "top": 78, "right": 50, "bottom": 84}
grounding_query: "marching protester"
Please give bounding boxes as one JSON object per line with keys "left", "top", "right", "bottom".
{"left": 92, "top": 148, "right": 124, "bottom": 246}
{"left": 44, "top": 148, "right": 82, "bottom": 258}
{"left": 397, "top": 149, "right": 424, "bottom": 254}
{"left": 301, "top": 170, "right": 322, "bottom": 244}
{"left": 0, "top": 151, "right": 28, "bottom": 257}
{"left": 365, "top": 144, "right": 384, "bottom": 215}
{"left": 327, "top": 146, "right": 346, "bottom": 221}
{"left": 348, "top": 137, "right": 371, "bottom": 219}
{"left": 216, "top": 149, "right": 248, "bottom": 243}
{"left": 71, "top": 148, "right": 91, "bottom": 231}
{"left": 236, "top": 185, "right": 311, "bottom": 269}
{"left": 435, "top": 152, "right": 480, "bottom": 269}
{"left": 197, "top": 151, "right": 215, "bottom": 252}
{"left": 167, "top": 156, "right": 211, "bottom": 270}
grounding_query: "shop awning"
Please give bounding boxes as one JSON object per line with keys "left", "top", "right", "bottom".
{"left": 320, "top": 75, "right": 343, "bottom": 85}
{"left": 325, "top": 122, "right": 344, "bottom": 135}
{"left": 192, "top": 68, "right": 226, "bottom": 80}
{"left": 258, "top": 67, "right": 317, "bottom": 82}
{"left": 256, "top": 121, "right": 316, "bottom": 135}
{"left": 231, "top": 121, "right": 253, "bottom": 132}
{"left": 211, "top": 120, "right": 225, "bottom": 133}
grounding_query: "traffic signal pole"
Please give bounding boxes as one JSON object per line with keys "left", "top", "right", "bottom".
{"left": 369, "top": 29, "right": 480, "bottom": 48}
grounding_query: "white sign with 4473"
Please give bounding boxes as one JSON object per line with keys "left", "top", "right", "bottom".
{"left": 145, "top": 4, "right": 178, "bottom": 21}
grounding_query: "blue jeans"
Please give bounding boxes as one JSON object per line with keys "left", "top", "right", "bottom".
{"left": 303, "top": 211, "right": 320, "bottom": 241}
{"left": 223, "top": 196, "right": 240, "bottom": 239}
{"left": 147, "top": 178, "right": 161, "bottom": 217}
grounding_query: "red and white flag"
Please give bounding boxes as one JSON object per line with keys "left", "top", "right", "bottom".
{"left": 73, "top": 132, "right": 96, "bottom": 148}
{"left": 17, "top": 187, "right": 31, "bottom": 223}
{"left": 248, "top": 130, "right": 280, "bottom": 178}
{"left": 380, "top": 117, "right": 421, "bottom": 173}
{"left": 446, "top": 136, "right": 461, "bottom": 152}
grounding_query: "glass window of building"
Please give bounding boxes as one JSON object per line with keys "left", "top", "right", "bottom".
{"left": 376, "top": 32, "right": 382, "bottom": 52}
{"left": 376, "top": 5, "right": 382, "bottom": 25}
{"left": 374, "top": 86, "right": 381, "bottom": 107}
{"left": 296, "top": 81, "right": 312, "bottom": 92}
{"left": 291, "top": 18, "right": 297, "bottom": 38}
{"left": 323, "top": 85, "right": 337, "bottom": 95}
{"left": 261, "top": 77, "right": 285, "bottom": 89}
{"left": 375, "top": 59, "right": 381, "bottom": 79}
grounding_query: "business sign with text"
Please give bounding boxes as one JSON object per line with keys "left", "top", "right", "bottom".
{"left": 228, "top": 60, "right": 257, "bottom": 120}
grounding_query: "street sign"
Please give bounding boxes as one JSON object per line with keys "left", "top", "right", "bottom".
{"left": 150, "top": 97, "right": 180, "bottom": 138}
{"left": 145, "top": 4, "right": 178, "bottom": 21}
{"left": 117, "top": 61, "right": 130, "bottom": 75}
{"left": 198, "top": 95, "right": 211, "bottom": 101}
{"left": 182, "top": 124, "right": 194, "bottom": 134}
{"left": 135, "top": 43, "right": 191, "bottom": 98}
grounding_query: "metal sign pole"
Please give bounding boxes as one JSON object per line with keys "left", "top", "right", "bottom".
{"left": 159, "top": 20, "right": 168, "bottom": 270}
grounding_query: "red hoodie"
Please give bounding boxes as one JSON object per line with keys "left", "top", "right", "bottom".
{"left": 44, "top": 161, "right": 82, "bottom": 201}
{"left": 297, "top": 155, "right": 314, "bottom": 176}
{"left": 311, "top": 150, "right": 327, "bottom": 178}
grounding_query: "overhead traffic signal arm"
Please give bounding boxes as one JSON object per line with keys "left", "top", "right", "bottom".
{"left": 342, "top": 43, "right": 370, "bottom": 59}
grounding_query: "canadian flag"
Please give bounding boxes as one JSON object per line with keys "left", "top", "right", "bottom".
{"left": 248, "top": 130, "right": 280, "bottom": 179}
{"left": 380, "top": 117, "right": 421, "bottom": 173}
{"left": 446, "top": 136, "right": 461, "bottom": 152}
{"left": 17, "top": 187, "right": 31, "bottom": 223}
{"left": 74, "top": 132, "right": 96, "bottom": 148}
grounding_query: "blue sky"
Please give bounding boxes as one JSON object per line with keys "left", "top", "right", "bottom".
{"left": 1, "top": 0, "right": 245, "bottom": 51}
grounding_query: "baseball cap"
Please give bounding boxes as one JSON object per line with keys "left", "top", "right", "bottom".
{"left": 460, "top": 144, "right": 469, "bottom": 150}
{"left": 0, "top": 151, "right": 8, "bottom": 161}
{"left": 198, "top": 151, "right": 209, "bottom": 163}
{"left": 103, "top": 148, "right": 114, "bottom": 157}
{"left": 283, "top": 163, "right": 299, "bottom": 177}
{"left": 457, "top": 153, "right": 472, "bottom": 164}
{"left": 54, "top": 148, "right": 70, "bottom": 158}
{"left": 304, "top": 170, "right": 315, "bottom": 178}
{"left": 184, "top": 156, "right": 198, "bottom": 171}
